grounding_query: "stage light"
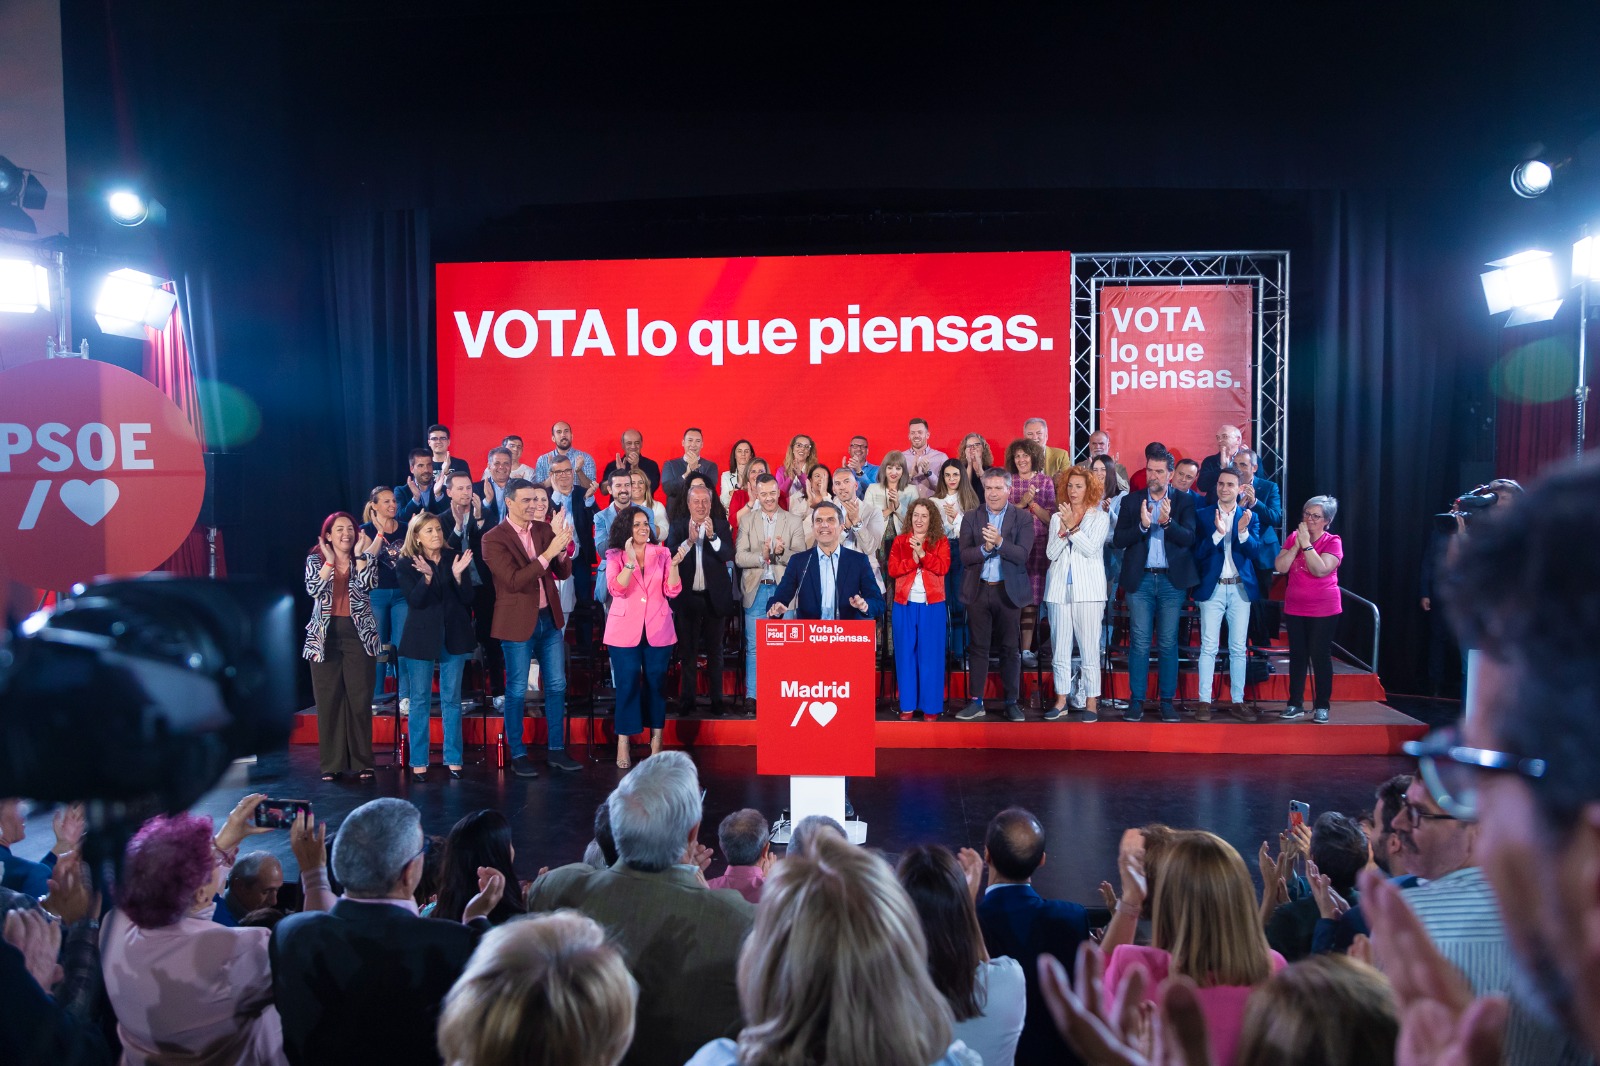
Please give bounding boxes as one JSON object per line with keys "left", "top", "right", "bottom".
{"left": 0, "top": 258, "right": 51, "bottom": 314}
{"left": 1576, "top": 235, "right": 1600, "bottom": 283}
{"left": 1481, "top": 250, "right": 1560, "bottom": 316}
{"left": 1511, "top": 159, "right": 1553, "bottom": 198}
{"left": 94, "top": 268, "right": 177, "bottom": 338}
{"left": 108, "top": 190, "right": 149, "bottom": 226}
{"left": 0, "top": 155, "right": 48, "bottom": 234}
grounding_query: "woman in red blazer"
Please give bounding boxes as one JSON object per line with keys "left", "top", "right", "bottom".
{"left": 886, "top": 499, "right": 951, "bottom": 721}
{"left": 604, "top": 505, "right": 687, "bottom": 767}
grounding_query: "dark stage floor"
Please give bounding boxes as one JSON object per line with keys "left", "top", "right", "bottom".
{"left": 18, "top": 744, "right": 1415, "bottom": 907}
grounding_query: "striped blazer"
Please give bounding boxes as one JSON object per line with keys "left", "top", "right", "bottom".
{"left": 1043, "top": 507, "right": 1109, "bottom": 604}
{"left": 302, "top": 552, "right": 380, "bottom": 662}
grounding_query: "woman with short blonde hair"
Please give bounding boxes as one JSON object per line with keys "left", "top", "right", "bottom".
{"left": 774, "top": 434, "right": 816, "bottom": 509}
{"left": 1103, "top": 831, "right": 1284, "bottom": 1066}
{"left": 438, "top": 910, "right": 637, "bottom": 1066}
{"left": 688, "top": 833, "right": 977, "bottom": 1066}
{"left": 1236, "top": 954, "right": 1397, "bottom": 1066}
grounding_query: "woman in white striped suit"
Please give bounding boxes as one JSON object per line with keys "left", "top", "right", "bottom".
{"left": 1043, "top": 465, "right": 1109, "bottom": 721}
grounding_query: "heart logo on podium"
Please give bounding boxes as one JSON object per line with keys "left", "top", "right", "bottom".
{"left": 60, "top": 479, "right": 121, "bottom": 526}
{"left": 808, "top": 700, "right": 838, "bottom": 727}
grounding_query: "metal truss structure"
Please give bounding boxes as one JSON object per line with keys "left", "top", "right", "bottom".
{"left": 1069, "top": 251, "right": 1291, "bottom": 523}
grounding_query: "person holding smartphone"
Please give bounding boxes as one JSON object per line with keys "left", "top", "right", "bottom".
{"left": 304, "top": 512, "right": 381, "bottom": 782}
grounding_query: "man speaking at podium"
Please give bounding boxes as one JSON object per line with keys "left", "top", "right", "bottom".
{"left": 768, "top": 501, "right": 885, "bottom": 622}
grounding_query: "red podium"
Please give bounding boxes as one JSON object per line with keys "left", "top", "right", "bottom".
{"left": 757, "top": 619, "right": 876, "bottom": 843}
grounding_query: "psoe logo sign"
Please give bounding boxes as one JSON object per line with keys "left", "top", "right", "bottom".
{"left": 782, "top": 680, "right": 850, "bottom": 727}
{"left": 764, "top": 621, "right": 804, "bottom": 645}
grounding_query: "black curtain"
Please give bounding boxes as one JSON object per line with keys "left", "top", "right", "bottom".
{"left": 321, "top": 209, "right": 435, "bottom": 509}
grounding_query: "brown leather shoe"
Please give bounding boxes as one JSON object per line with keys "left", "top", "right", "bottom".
{"left": 1194, "top": 701, "right": 1213, "bottom": 722}
{"left": 1226, "top": 702, "right": 1261, "bottom": 723}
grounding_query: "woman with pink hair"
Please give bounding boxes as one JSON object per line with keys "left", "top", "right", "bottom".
{"left": 101, "top": 795, "right": 334, "bottom": 1065}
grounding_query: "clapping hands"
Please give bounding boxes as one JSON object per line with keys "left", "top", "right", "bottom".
{"left": 452, "top": 550, "right": 474, "bottom": 579}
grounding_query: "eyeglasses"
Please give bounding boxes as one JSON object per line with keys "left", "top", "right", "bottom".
{"left": 1402, "top": 727, "right": 1547, "bottom": 820}
{"left": 1302, "top": 511, "right": 1326, "bottom": 520}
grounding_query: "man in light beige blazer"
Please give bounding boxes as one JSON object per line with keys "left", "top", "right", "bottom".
{"left": 734, "top": 473, "right": 808, "bottom": 713}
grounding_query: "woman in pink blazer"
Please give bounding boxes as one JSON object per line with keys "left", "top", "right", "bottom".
{"left": 605, "top": 505, "right": 687, "bottom": 767}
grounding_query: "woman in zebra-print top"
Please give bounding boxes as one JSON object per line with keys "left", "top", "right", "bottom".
{"left": 304, "top": 511, "right": 381, "bottom": 781}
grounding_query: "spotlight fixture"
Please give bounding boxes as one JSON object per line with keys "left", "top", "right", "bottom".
{"left": 1480, "top": 250, "right": 1561, "bottom": 322}
{"left": 1576, "top": 235, "right": 1600, "bottom": 284}
{"left": 94, "top": 267, "right": 177, "bottom": 338}
{"left": 0, "top": 258, "right": 51, "bottom": 314}
{"left": 105, "top": 188, "right": 166, "bottom": 228}
{"left": 0, "top": 155, "right": 48, "bottom": 234}
{"left": 1510, "top": 159, "right": 1553, "bottom": 198}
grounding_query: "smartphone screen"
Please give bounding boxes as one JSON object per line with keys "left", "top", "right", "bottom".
{"left": 254, "top": 799, "right": 312, "bottom": 830}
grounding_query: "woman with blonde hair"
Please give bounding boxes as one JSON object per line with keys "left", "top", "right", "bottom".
{"left": 687, "top": 832, "right": 979, "bottom": 1066}
{"left": 1043, "top": 465, "right": 1108, "bottom": 721}
{"left": 1236, "top": 954, "right": 1397, "bottom": 1066}
{"left": 774, "top": 434, "right": 816, "bottom": 509}
{"left": 957, "top": 433, "right": 993, "bottom": 498}
{"left": 1103, "top": 830, "right": 1285, "bottom": 1066}
{"left": 437, "top": 910, "right": 638, "bottom": 1066}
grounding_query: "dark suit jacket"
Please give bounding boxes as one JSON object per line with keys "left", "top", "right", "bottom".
{"left": 394, "top": 546, "right": 477, "bottom": 659}
{"left": 1112, "top": 487, "right": 1199, "bottom": 591}
{"left": 393, "top": 483, "right": 450, "bottom": 522}
{"left": 270, "top": 899, "right": 480, "bottom": 1066}
{"left": 0, "top": 846, "right": 55, "bottom": 898}
{"left": 524, "top": 862, "right": 755, "bottom": 1066}
{"left": 551, "top": 488, "right": 599, "bottom": 558}
{"left": 977, "top": 883, "right": 1090, "bottom": 1066}
{"left": 443, "top": 506, "right": 493, "bottom": 585}
{"left": 1246, "top": 474, "right": 1284, "bottom": 529}
{"left": 770, "top": 545, "right": 885, "bottom": 620}
{"left": 958, "top": 504, "right": 1035, "bottom": 608}
{"left": 665, "top": 514, "right": 737, "bottom": 615}
{"left": 474, "top": 479, "right": 507, "bottom": 529}
{"left": 600, "top": 456, "right": 662, "bottom": 498}
{"left": 1191, "top": 506, "right": 1271, "bottom": 602}
{"left": 482, "top": 519, "right": 573, "bottom": 638}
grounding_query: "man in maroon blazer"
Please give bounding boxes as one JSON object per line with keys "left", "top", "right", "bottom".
{"left": 481, "top": 478, "right": 580, "bottom": 775}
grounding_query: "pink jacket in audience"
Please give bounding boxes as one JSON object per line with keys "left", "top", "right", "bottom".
{"left": 1103, "top": 944, "right": 1286, "bottom": 1066}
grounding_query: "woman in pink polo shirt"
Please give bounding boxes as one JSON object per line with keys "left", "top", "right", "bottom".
{"left": 1273, "top": 495, "right": 1343, "bottom": 723}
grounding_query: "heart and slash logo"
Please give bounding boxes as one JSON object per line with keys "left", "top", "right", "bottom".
{"left": 789, "top": 700, "right": 839, "bottom": 728}
{"left": 59, "top": 479, "right": 121, "bottom": 525}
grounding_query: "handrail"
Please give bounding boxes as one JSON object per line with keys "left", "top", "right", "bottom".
{"left": 1333, "top": 588, "right": 1380, "bottom": 675}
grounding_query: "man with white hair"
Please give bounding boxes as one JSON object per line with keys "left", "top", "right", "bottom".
{"left": 1023, "top": 417, "right": 1070, "bottom": 478}
{"left": 1196, "top": 423, "right": 1243, "bottom": 503}
{"left": 271, "top": 798, "right": 502, "bottom": 1066}
{"left": 524, "top": 752, "right": 754, "bottom": 1066}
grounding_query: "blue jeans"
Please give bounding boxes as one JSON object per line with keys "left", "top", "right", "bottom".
{"left": 500, "top": 609, "right": 567, "bottom": 758}
{"left": 369, "top": 587, "right": 409, "bottom": 701}
{"left": 1126, "top": 572, "right": 1185, "bottom": 703}
{"left": 1197, "top": 581, "right": 1252, "bottom": 703}
{"left": 610, "top": 639, "right": 672, "bottom": 736}
{"left": 401, "top": 648, "right": 467, "bottom": 767}
{"left": 892, "top": 600, "right": 948, "bottom": 714}
{"left": 744, "top": 584, "right": 795, "bottom": 698}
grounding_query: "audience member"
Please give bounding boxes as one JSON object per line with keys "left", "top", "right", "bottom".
{"left": 605, "top": 505, "right": 687, "bottom": 768}
{"left": 686, "top": 831, "right": 973, "bottom": 1066}
{"left": 1370, "top": 773, "right": 1414, "bottom": 879}
{"left": 632, "top": 469, "right": 668, "bottom": 532}
{"left": 1265, "top": 812, "right": 1367, "bottom": 961}
{"left": 897, "top": 844, "right": 1026, "bottom": 1066}
{"left": 904, "top": 417, "right": 950, "bottom": 495}
{"left": 426, "top": 424, "right": 472, "bottom": 487}
{"left": 477, "top": 445, "right": 514, "bottom": 523}
{"left": 975, "top": 807, "right": 1089, "bottom": 1066}
{"left": 1023, "top": 417, "right": 1071, "bottom": 478}
{"left": 1197, "top": 423, "right": 1244, "bottom": 502}
{"left": 271, "top": 797, "right": 503, "bottom": 1066}
{"left": 362, "top": 485, "right": 410, "bottom": 709}
{"left": 2, "top": 890, "right": 113, "bottom": 1065}
{"left": 721, "top": 439, "right": 755, "bottom": 508}
{"left": 1171, "top": 456, "right": 1202, "bottom": 499}
{"left": 661, "top": 427, "right": 719, "bottom": 501}
{"left": 1043, "top": 466, "right": 1108, "bottom": 722}
{"left": 601, "top": 428, "right": 661, "bottom": 497}
{"left": 956, "top": 469, "right": 1034, "bottom": 722}
{"left": 1235, "top": 954, "right": 1398, "bottom": 1066}
{"left": 0, "top": 799, "right": 79, "bottom": 897}
{"left": 398, "top": 511, "right": 476, "bottom": 780}
{"left": 1084, "top": 428, "right": 1129, "bottom": 486}
{"left": 1103, "top": 830, "right": 1285, "bottom": 1066}
{"left": 305, "top": 511, "right": 381, "bottom": 782}
{"left": 887, "top": 498, "right": 951, "bottom": 720}
{"left": 865, "top": 450, "right": 919, "bottom": 543}
{"left": 437, "top": 911, "right": 637, "bottom": 1066}
{"left": 734, "top": 473, "right": 805, "bottom": 711}
{"left": 931, "top": 458, "right": 978, "bottom": 647}
{"left": 214, "top": 850, "right": 284, "bottom": 928}
{"left": 958, "top": 432, "right": 994, "bottom": 499}
{"left": 770, "top": 500, "right": 886, "bottom": 622}
{"left": 1274, "top": 494, "right": 1343, "bottom": 722}
{"left": 398, "top": 449, "right": 450, "bottom": 523}
{"left": 727, "top": 457, "right": 769, "bottom": 535}
{"left": 1192, "top": 468, "right": 1267, "bottom": 723}
{"left": 531, "top": 420, "right": 598, "bottom": 494}
{"left": 786, "top": 814, "right": 847, "bottom": 855}
{"left": 104, "top": 797, "right": 331, "bottom": 1065}
{"left": 502, "top": 433, "right": 534, "bottom": 481}
{"left": 433, "top": 810, "right": 527, "bottom": 926}
{"left": 482, "top": 478, "right": 579, "bottom": 777}
{"left": 667, "top": 483, "right": 737, "bottom": 717}
{"left": 415, "top": 834, "right": 448, "bottom": 910}
{"left": 798, "top": 460, "right": 832, "bottom": 516}
{"left": 527, "top": 752, "right": 754, "bottom": 1066}
{"left": 843, "top": 434, "right": 879, "bottom": 496}
{"left": 1112, "top": 447, "right": 1198, "bottom": 723}
{"left": 594, "top": 469, "right": 651, "bottom": 603}
{"left": 706, "top": 809, "right": 772, "bottom": 904}
{"left": 774, "top": 433, "right": 816, "bottom": 508}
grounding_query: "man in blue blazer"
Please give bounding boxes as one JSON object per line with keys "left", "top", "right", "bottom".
{"left": 1113, "top": 448, "right": 1199, "bottom": 722}
{"left": 1193, "top": 468, "right": 1272, "bottom": 722}
{"left": 1234, "top": 447, "right": 1284, "bottom": 649}
{"left": 394, "top": 449, "right": 451, "bottom": 522}
{"left": 769, "top": 501, "right": 884, "bottom": 621}
{"left": 974, "top": 807, "right": 1089, "bottom": 1066}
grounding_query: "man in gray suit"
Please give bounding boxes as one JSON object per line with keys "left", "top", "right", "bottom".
{"left": 956, "top": 468, "right": 1036, "bottom": 722}
{"left": 522, "top": 751, "right": 754, "bottom": 1066}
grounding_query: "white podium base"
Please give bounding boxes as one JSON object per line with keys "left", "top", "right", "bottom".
{"left": 769, "top": 775, "right": 867, "bottom": 846}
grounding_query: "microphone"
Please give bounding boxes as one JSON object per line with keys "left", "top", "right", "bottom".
{"left": 776, "top": 547, "right": 813, "bottom": 616}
